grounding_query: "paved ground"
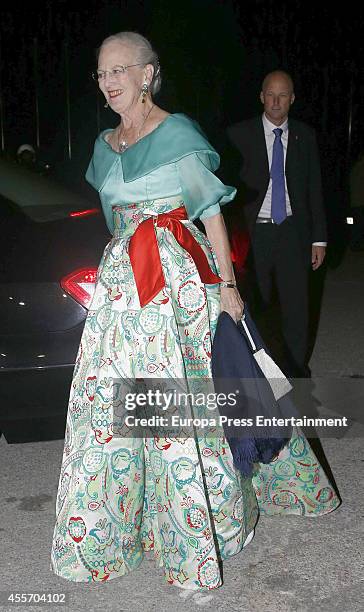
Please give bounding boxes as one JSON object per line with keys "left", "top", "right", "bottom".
{"left": 1, "top": 250, "right": 363, "bottom": 612}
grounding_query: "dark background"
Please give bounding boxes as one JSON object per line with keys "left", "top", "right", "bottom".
{"left": 1, "top": 0, "right": 363, "bottom": 248}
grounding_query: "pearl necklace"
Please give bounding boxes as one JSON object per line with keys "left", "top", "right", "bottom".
{"left": 118, "top": 104, "right": 155, "bottom": 153}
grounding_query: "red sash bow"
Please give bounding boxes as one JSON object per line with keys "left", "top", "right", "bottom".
{"left": 128, "top": 206, "right": 221, "bottom": 307}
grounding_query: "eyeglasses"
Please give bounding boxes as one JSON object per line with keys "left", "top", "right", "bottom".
{"left": 92, "top": 64, "right": 144, "bottom": 81}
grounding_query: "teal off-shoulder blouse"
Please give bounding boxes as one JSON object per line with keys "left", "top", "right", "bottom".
{"left": 86, "top": 113, "right": 236, "bottom": 234}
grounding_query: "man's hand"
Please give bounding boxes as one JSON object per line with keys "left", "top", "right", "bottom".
{"left": 311, "top": 245, "right": 326, "bottom": 270}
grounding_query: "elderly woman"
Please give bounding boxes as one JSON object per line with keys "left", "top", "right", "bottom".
{"left": 51, "top": 32, "right": 340, "bottom": 590}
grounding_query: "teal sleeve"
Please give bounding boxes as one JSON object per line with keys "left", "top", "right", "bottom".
{"left": 199, "top": 202, "right": 221, "bottom": 220}
{"left": 176, "top": 152, "right": 236, "bottom": 221}
{"left": 85, "top": 152, "right": 114, "bottom": 234}
{"left": 99, "top": 198, "right": 114, "bottom": 235}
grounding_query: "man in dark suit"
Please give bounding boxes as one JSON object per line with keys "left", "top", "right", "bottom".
{"left": 227, "top": 70, "right": 327, "bottom": 378}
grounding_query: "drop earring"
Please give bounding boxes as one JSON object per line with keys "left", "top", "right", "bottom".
{"left": 104, "top": 101, "right": 109, "bottom": 109}
{"left": 141, "top": 82, "right": 148, "bottom": 103}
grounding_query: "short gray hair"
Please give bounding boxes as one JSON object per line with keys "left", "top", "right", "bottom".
{"left": 98, "top": 31, "right": 161, "bottom": 96}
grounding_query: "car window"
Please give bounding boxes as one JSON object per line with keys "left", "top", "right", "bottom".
{"left": 0, "top": 157, "right": 95, "bottom": 223}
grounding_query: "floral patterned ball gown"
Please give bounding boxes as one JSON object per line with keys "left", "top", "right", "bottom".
{"left": 51, "top": 114, "right": 340, "bottom": 589}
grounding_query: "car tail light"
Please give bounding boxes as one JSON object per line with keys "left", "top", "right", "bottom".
{"left": 61, "top": 268, "right": 98, "bottom": 309}
{"left": 230, "top": 230, "right": 250, "bottom": 280}
{"left": 69, "top": 208, "right": 100, "bottom": 218}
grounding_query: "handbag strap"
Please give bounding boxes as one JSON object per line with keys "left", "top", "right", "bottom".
{"left": 240, "top": 314, "right": 257, "bottom": 352}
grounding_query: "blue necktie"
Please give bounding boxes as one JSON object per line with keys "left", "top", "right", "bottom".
{"left": 271, "top": 128, "right": 287, "bottom": 224}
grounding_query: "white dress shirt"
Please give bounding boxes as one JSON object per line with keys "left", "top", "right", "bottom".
{"left": 259, "top": 113, "right": 326, "bottom": 247}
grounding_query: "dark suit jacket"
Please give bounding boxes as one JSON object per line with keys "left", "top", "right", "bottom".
{"left": 227, "top": 116, "right": 327, "bottom": 254}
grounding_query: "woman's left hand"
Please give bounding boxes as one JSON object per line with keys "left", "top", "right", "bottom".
{"left": 220, "top": 286, "right": 244, "bottom": 323}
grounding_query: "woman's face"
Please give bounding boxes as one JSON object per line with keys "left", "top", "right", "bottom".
{"left": 97, "top": 40, "right": 145, "bottom": 114}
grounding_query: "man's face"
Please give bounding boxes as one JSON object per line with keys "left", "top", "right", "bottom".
{"left": 260, "top": 75, "right": 295, "bottom": 125}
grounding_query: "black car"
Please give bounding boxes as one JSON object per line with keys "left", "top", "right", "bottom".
{"left": 0, "top": 157, "right": 110, "bottom": 443}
